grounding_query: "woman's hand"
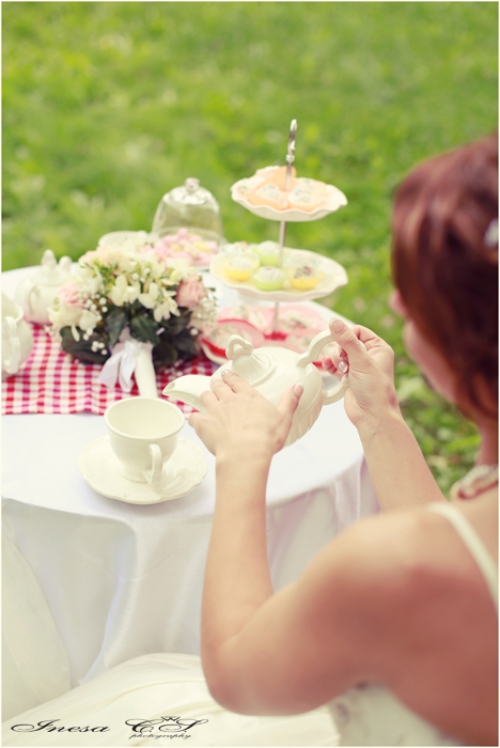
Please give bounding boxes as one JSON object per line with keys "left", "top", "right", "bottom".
{"left": 323, "top": 319, "right": 400, "bottom": 431}
{"left": 189, "top": 370, "right": 303, "bottom": 464}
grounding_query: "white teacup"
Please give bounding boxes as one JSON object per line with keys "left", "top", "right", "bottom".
{"left": 104, "top": 397, "right": 185, "bottom": 484}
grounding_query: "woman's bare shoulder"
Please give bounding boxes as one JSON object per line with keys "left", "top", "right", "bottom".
{"left": 297, "top": 502, "right": 496, "bottom": 671}
{"left": 293, "top": 510, "right": 437, "bottom": 655}
{"left": 310, "top": 494, "right": 497, "bottom": 589}
{"left": 301, "top": 506, "right": 437, "bottom": 595}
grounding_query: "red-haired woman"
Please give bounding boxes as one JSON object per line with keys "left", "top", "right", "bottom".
{"left": 190, "top": 134, "right": 498, "bottom": 746}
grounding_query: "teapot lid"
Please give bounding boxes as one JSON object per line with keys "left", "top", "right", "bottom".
{"left": 225, "top": 335, "right": 273, "bottom": 386}
{"left": 30, "top": 250, "right": 71, "bottom": 286}
{"left": 152, "top": 177, "right": 224, "bottom": 242}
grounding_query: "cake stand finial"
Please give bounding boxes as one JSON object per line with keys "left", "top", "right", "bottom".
{"left": 287, "top": 120, "right": 297, "bottom": 162}
{"left": 274, "top": 119, "right": 299, "bottom": 335}
{"left": 279, "top": 119, "right": 298, "bottom": 259}
{"left": 285, "top": 119, "right": 297, "bottom": 191}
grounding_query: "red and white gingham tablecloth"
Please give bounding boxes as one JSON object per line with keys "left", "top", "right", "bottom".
{"left": 2, "top": 325, "right": 217, "bottom": 416}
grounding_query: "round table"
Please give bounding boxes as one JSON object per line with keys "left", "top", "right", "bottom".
{"left": 2, "top": 267, "right": 379, "bottom": 692}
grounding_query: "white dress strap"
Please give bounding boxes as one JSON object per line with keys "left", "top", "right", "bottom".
{"left": 428, "top": 502, "right": 498, "bottom": 611}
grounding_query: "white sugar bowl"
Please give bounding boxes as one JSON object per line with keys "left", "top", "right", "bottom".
{"left": 15, "top": 249, "right": 72, "bottom": 325}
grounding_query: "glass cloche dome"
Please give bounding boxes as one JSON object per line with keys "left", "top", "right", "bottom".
{"left": 152, "top": 177, "right": 224, "bottom": 245}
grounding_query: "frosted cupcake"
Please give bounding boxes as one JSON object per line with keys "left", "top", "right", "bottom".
{"left": 223, "top": 254, "right": 259, "bottom": 281}
{"left": 252, "top": 266, "right": 285, "bottom": 291}
{"left": 221, "top": 241, "right": 258, "bottom": 257}
{"left": 246, "top": 182, "right": 289, "bottom": 210}
{"left": 287, "top": 178, "right": 328, "bottom": 212}
{"left": 254, "top": 241, "right": 282, "bottom": 267}
{"left": 288, "top": 264, "right": 323, "bottom": 290}
{"left": 283, "top": 250, "right": 320, "bottom": 269}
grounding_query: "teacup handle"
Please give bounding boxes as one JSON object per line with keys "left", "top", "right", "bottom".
{"left": 296, "top": 328, "right": 348, "bottom": 405}
{"left": 144, "top": 444, "right": 163, "bottom": 484}
{"left": 4, "top": 317, "right": 22, "bottom": 375}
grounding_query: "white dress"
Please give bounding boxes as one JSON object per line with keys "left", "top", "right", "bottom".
{"left": 2, "top": 503, "right": 496, "bottom": 747}
{"left": 1, "top": 652, "right": 338, "bottom": 747}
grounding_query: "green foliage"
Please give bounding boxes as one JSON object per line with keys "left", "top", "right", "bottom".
{"left": 3, "top": 2, "right": 497, "bottom": 492}
{"left": 129, "top": 313, "right": 160, "bottom": 345}
{"left": 60, "top": 326, "right": 110, "bottom": 365}
{"left": 152, "top": 335, "right": 179, "bottom": 369}
{"left": 105, "top": 307, "right": 128, "bottom": 347}
{"left": 153, "top": 314, "right": 199, "bottom": 369}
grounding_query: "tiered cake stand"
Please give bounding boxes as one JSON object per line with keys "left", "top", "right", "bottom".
{"left": 209, "top": 120, "right": 349, "bottom": 339}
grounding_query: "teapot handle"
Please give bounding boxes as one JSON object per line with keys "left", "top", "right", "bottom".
{"left": 19, "top": 278, "right": 38, "bottom": 318}
{"left": 296, "top": 328, "right": 348, "bottom": 405}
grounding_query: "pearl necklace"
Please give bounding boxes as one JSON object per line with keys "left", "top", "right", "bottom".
{"left": 449, "top": 464, "right": 499, "bottom": 500}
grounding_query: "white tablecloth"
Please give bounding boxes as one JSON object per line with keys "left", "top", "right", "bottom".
{"left": 2, "top": 267, "right": 379, "bottom": 693}
{"left": 3, "top": 409, "right": 378, "bottom": 687}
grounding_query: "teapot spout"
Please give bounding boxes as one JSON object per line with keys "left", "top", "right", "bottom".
{"left": 162, "top": 375, "right": 212, "bottom": 412}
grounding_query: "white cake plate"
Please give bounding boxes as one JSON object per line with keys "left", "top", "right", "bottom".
{"left": 210, "top": 248, "right": 348, "bottom": 303}
{"left": 230, "top": 181, "right": 347, "bottom": 222}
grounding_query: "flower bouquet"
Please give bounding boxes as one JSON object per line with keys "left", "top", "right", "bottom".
{"left": 47, "top": 234, "right": 216, "bottom": 392}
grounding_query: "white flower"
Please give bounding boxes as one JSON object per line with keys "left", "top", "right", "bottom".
{"left": 153, "top": 296, "right": 180, "bottom": 322}
{"left": 113, "top": 231, "right": 155, "bottom": 255}
{"left": 72, "top": 266, "right": 104, "bottom": 297}
{"left": 108, "top": 275, "right": 140, "bottom": 306}
{"left": 137, "top": 294, "right": 155, "bottom": 309}
{"left": 78, "top": 309, "right": 101, "bottom": 333}
{"left": 148, "top": 257, "right": 169, "bottom": 280}
{"left": 76, "top": 265, "right": 95, "bottom": 281}
{"left": 48, "top": 303, "right": 82, "bottom": 328}
{"left": 167, "top": 258, "right": 196, "bottom": 284}
{"left": 138, "top": 281, "right": 160, "bottom": 309}
{"left": 189, "top": 295, "right": 217, "bottom": 332}
{"left": 117, "top": 253, "right": 136, "bottom": 273}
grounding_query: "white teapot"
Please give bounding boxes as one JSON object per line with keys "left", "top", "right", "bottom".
{"left": 163, "top": 329, "right": 347, "bottom": 446}
{"left": 15, "top": 249, "right": 72, "bottom": 325}
{"left": 2, "top": 293, "right": 34, "bottom": 379}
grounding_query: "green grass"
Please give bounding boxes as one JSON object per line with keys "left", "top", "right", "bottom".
{"left": 2, "top": 2, "right": 497, "bottom": 492}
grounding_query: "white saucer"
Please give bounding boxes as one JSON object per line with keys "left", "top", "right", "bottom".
{"left": 78, "top": 436, "right": 208, "bottom": 504}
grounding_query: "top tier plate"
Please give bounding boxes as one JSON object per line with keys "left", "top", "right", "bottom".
{"left": 231, "top": 171, "right": 347, "bottom": 222}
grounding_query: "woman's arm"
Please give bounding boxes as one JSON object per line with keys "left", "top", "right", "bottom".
{"left": 324, "top": 319, "right": 445, "bottom": 509}
{"left": 190, "top": 373, "right": 300, "bottom": 681}
{"left": 202, "top": 453, "right": 273, "bottom": 663}
{"left": 189, "top": 372, "right": 413, "bottom": 714}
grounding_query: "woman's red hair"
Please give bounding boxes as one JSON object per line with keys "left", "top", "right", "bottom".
{"left": 392, "top": 134, "right": 498, "bottom": 417}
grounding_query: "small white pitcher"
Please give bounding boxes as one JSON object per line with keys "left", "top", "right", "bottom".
{"left": 2, "top": 293, "right": 34, "bottom": 379}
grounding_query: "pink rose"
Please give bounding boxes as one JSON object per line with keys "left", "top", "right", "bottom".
{"left": 175, "top": 276, "right": 207, "bottom": 309}
{"left": 58, "top": 282, "right": 83, "bottom": 307}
